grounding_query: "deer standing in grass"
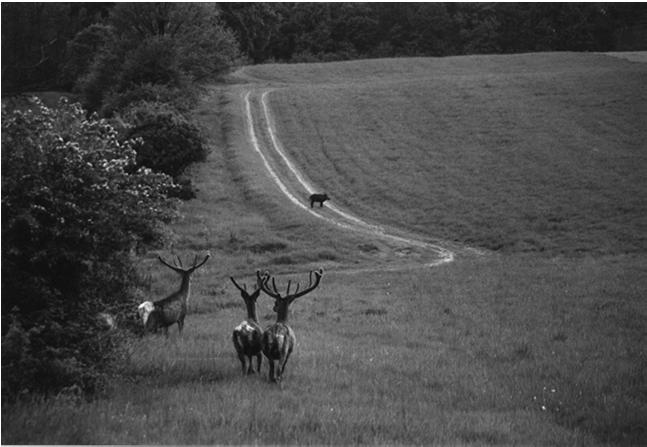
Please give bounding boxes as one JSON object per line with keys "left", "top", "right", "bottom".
{"left": 138, "top": 253, "right": 210, "bottom": 336}
{"left": 257, "top": 268, "right": 324, "bottom": 383}
{"left": 230, "top": 275, "right": 263, "bottom": 375}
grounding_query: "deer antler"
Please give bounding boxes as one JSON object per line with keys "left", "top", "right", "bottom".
{"left": 230, "top": 276, "right": 247, "bottom": 293}
{"left": 158, "top": 253, "right": 210, "bottom": 273}
{"left": 257, "top": 270, "right": 282, "bottom": 299}
{"left": 289, "top": 268, "right": 323, "bottom": 301}
{"left": 189, "top": 253, "right": 210, "bottom": 272}
{"left": 158, "top": 255, "right": 184, "bottom": 273}
{"left": 258, "top": 269, "right": 324, "bottom": 302}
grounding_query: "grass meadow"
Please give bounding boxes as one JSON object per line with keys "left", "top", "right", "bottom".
{"left": 3, "top": 53, "right": 646, "bottom": 445}
{"left": 263, "top": 52, "right": 647, "bottom": 256}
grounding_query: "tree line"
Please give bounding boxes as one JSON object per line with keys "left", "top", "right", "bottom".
{"left": 220, "top": 3, "right": 646, "bottom": 63}
{"left": 2, "top": 3, "right": 646, "bottom": 92}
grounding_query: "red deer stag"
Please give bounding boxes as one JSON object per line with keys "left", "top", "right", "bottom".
{"left": 257, "top": 268, "right": 324, "bottom": 383}
{"left": 230, "top": 275, "right": 263, "bottom": 375}
{"left": 139, "top": 253, "right": 210, "bottom": 336}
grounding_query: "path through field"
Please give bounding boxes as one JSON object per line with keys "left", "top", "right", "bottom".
{"left": 243, "top": 88, "right": 457, "bottom": 273}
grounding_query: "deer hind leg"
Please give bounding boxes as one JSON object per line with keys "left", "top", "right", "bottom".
{"left": 246, "top": 356, "right": 256, "bottom": 375}
{"left": 268, "top": 360, "right": 276, "bottom": 382}
{"left": 278, "top": 345, "right": 293, "bottom": 379}
{"left": 233, "top": 333, "right": 247, "bottom": 375}
{"left": 238, "top": 355, "right": 247, "bottom": 374}
{"left": 177, "top": 318, "right": 184, "bottom": 335}
{"left": 255, "top": 353, "right": 262, "bottom": 374}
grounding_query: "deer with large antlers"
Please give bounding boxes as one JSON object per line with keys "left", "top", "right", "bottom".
{"left": 230, "top": 275, "right": 263, "bottom": 375}
{"left": 138, "top": 253, "right": 210, "bottom": 336}
{"left": 257, "top": 268, "right": 324, "bottom": 383}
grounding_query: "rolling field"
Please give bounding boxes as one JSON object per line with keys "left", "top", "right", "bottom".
{"left": 258, "top": 53, "right": 647, "bottom": 255}
{"left": 3, "top": 53, "right": 646, "bottom": 445}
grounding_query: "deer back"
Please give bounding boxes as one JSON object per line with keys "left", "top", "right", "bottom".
{"left": 262, "top": 322, "right": 295, "bottom": 361}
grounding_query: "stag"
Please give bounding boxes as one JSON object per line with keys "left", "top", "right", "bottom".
{"left": 139, "top": 253, "right": 210, "bottom": 336}
{"left": 257, "top": 268, "right": 324, "bottom": 383}
{"left": 230, "top": 275, "right": 264, "bottom": 375}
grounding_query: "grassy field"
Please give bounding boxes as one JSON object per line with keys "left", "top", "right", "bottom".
{"left": 260, "top": 53, "right": 647, "bottom": 256}
{"left": 3, "top": 53, "right": 646, "bottom": 445}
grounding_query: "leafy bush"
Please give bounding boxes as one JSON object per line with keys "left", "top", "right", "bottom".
{"left": 60, "top": 24, "right": 115, "bottom": 90}
{"left": 76, "top": 44, "right": 123, "bottom": 113}
{"left": 75, "top": 3, "right": 240, "bottom": 114}
{"left": 1, "top": 98, "right": 178, "bottom": 399}
{"left": 100, "top": 82, "right": 198, "bottom": 117}
{"left": 109, "top": 3, "right": 240, "bottom": 82}
{"left": 118, "top": 36, "right": 183, "bottom": 90}
{"left": 124, "top": 101, "right": 207, "bottom": 178}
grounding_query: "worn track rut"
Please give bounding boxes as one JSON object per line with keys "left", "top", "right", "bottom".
{"left": 243, "top": 88, "right": 459, "bottom": 273}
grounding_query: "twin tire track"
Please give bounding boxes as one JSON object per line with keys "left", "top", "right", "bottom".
{"left": 242, "top": 89, "right": 456, "bottom": 272}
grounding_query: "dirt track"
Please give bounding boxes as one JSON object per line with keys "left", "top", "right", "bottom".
{"left": 242, "top": 88, "right": 458, "bottom": 272}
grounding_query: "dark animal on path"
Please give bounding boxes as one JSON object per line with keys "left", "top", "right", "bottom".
{"left": 257, "top": 268, "right": 324, "bottom": 383}
{"left": 230, "top": 275, "right": 264, "bottom": 375}
{"left": 309, "top": 193, "right": 330, "bottom": 208}
{"left": 137, "top": 253, "right": 210, "bottom": 336}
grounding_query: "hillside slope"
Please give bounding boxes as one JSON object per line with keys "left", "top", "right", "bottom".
{"left": 241, "top": 52, "right": 647, "bottom": 256}
{"left": 4, "top": 53, "right": 645, "bottom": 445}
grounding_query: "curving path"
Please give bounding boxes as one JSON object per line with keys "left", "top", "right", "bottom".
{"left": 243, "top": 88, "right": 457, "bottom": 272}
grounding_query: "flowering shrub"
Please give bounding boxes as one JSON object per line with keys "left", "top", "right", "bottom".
{"left": 1, "top": 98, "right": 178, "bottom": 399}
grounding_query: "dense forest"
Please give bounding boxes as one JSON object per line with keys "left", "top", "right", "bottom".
{"left": 1, "top": 2, "right": 646, "bottom": 399}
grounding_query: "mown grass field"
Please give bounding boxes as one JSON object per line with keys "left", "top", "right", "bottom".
{"left": 261, "top": 52, "right": 647, "bottom": 256}
{"left": 3, "top": 53, "right": 646, "bottom": 445}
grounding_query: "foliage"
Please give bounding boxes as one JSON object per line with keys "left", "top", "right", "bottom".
{"left": 219, "top": 3, "right": 284, "bottom": 64}
{"left": 119, "top": 36, "right": 183, "bottom": 90}
{"left": 1, "top": 3, "right": 111, "bottom": 92}
{"left": 1, "top": 98, "right": 178, "bottom": 399}
{"left": 74, "top": 3, "right": 239, "bottom": 114}
{"left": 76, "top": 42, "right": 124, "bottom": 113}
{"left": 59, "top": 24, "right": 115, "bottom": 91}
{"left": 100, "top": 82, "right": 198, "bottom": 118}
{"left": 2, "top": 3, "right": 646, "bottom": 92}
{"left": 1, "top": 3, "right": 71, "bottom": 91}
{"left": 222, "top": 3, "right": 647, "bottom": 63}
{"left": 111, "top": 2, "right": 241, "bottom": 81}
{"left": 124, "top": 101, "right": 207, "bottom": 178}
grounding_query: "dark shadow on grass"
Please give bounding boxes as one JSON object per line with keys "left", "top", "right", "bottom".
{"left": 125, "top": 364, "right": 232, "bottom": 387}
{"left": 459, "top": 429, "right": 509, "bottom": 445}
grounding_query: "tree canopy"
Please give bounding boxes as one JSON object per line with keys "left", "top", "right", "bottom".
{"left": 3, "top": 3, "right": 646, "bottom": 92}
